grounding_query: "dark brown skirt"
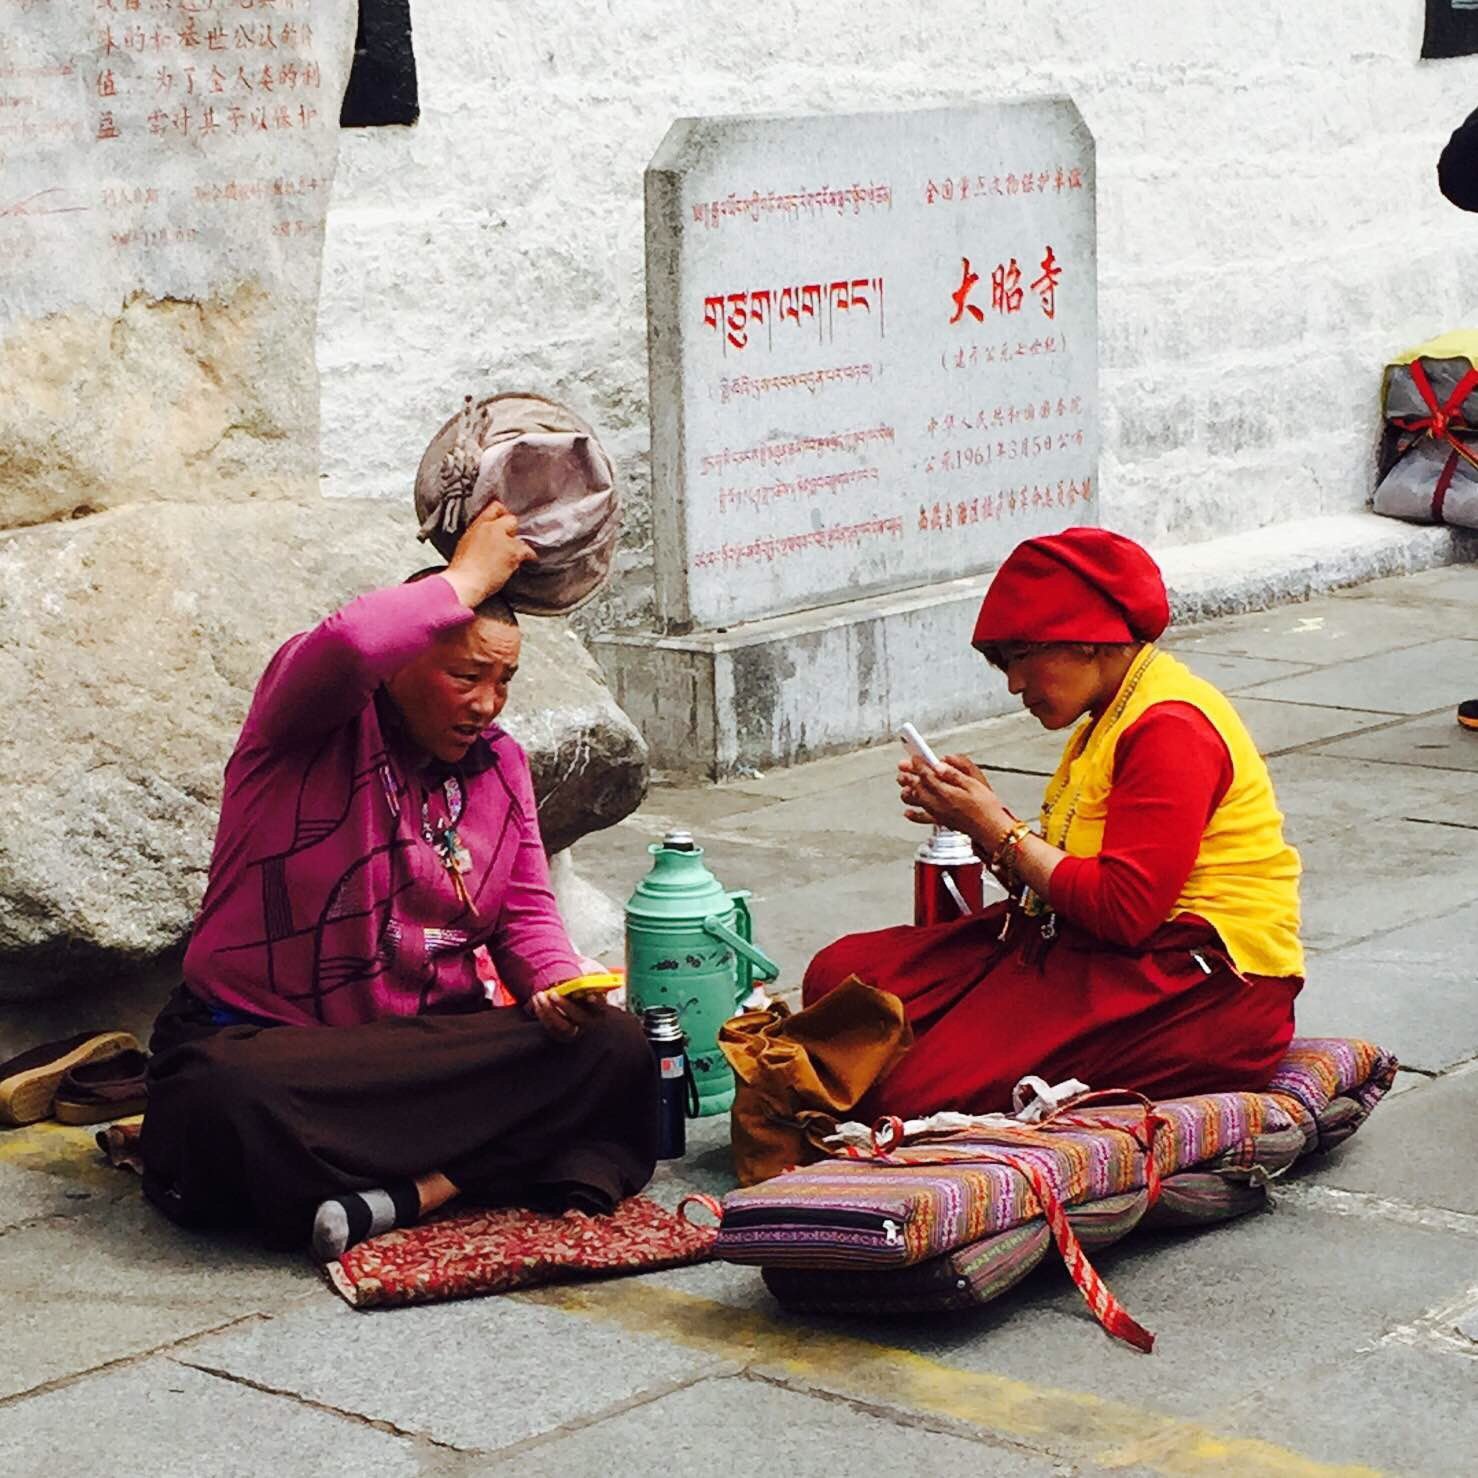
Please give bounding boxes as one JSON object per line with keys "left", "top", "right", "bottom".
{"left": 139, "top": 987, "right": 658, "bottom": 1249}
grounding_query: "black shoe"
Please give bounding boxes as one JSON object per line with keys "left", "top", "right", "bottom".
{"left": 1459, "top": 700, "right": 1478, "bottom": 732}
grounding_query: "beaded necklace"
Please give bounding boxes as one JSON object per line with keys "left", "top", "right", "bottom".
{"left": 420, "top": 774, "right": 473, "bottom": 910}
{"left": 1019, "top": 644, "right": 1162, "bottom": 937}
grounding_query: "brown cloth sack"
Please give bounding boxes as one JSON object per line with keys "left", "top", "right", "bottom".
{"left": 718, "top": 977, "right": 913, "bottom": 1187}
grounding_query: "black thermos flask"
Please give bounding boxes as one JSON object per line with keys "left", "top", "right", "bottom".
{"left": 642, "top": 1006, "right": 696, "bottom": 1159}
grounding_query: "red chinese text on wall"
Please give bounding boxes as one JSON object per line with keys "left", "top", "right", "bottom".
{"left": 950, "top": 247, "right": 1060, "bottom": 324}
{"left": 923, "top": 166, "right": 1084, "bottom": 204}
{"left": 917, "top": 478, "right": 1095, "bottom": 533}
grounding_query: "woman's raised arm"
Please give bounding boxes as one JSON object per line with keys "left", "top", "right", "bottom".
{"left": 244, "top": 500, "right": 534, "bottom": 749}
{"left": 246, "top": 578, "right": 473, "bottom": 748}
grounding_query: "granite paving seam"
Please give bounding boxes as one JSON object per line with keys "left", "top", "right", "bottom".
{"left": 531, "top": 1280, "right": 1398, "bottom": 1476}
{"left": 1302, "top": 893, "right": 1478, "bottom": 957}
{"left": 1321, "top": 754, "right": 1478, "bottom": 776}
{"left": 417, "top": 1365, "right": 744, "bottom": 1462}
{"left": 1277, "top": 1183, "right": 1478, "bottom": 1241}
{"left": 1246, "top": 696, "right": 1409, "bottom": 717}
{"left": 736, "top": 1366, "right": 1072, "bottom": 1470}
{"left": 1275, "top": 704, "right": 1460, "bottom": 748}
{"left": 0, "top": 1309, "right": 267, "bottom": 1411}
{"left": 169, "top": 1354, "right": 473, "bottom": 1455}
{"left": 1399, "top": 815, "right": 1478, "bottom": 832}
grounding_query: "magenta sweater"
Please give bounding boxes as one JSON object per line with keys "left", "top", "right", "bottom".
{"left": 182, "top": 577, "right": 582, "bottom": 1027}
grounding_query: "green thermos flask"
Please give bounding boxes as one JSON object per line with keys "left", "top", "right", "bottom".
{"left": 625, "top": 830, "right": 781, "bottom": 1116}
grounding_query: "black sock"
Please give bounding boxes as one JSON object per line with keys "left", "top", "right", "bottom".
{"left": 311, "top": 1179, "right": 420, "bottom": 1261}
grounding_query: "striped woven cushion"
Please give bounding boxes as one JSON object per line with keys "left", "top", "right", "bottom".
{"left": 762, "top": 1190, "right": 1150, "bottom": 1315}
{"left": 715, "top": 1037, "right": 1396, "bottom": 1273}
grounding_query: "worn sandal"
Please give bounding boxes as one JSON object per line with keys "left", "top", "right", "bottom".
{"left": 0, "top": 1031, "right": 142, "bottom": 1127}
{"left": 53, "top": 1049, "right": 150, "bottom": 1126}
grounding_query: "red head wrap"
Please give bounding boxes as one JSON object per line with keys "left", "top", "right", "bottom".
{"left": 972, "top": 527, "right": 1170, "bottom": 652}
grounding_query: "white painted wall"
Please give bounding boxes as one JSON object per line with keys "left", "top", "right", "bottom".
{"left": 316, "top": 1, "right": 1478, "bottom": 632}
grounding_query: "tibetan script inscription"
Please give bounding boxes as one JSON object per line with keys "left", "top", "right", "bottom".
{"left": 646, "top": 102, "right": 1099, "bottom": 629}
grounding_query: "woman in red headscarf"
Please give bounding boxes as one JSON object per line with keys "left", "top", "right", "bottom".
{"left": 802, "top": 528, "right": 1304, "bottom": 1115}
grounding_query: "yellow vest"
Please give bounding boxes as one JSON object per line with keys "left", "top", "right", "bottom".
{"left": 1040, "top": 646, "right": 1304, "bottom": 978}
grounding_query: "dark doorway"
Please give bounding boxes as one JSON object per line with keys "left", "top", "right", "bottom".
{"left": 340, "top": 0, "right": 419, "bottom": 128}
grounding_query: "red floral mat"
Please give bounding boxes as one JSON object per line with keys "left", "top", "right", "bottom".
{"left": 325, "top": 1195, "right": 720, "bottom": 1309}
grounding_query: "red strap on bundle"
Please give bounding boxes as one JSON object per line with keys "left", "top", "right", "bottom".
{"left": 1002, "top": 1147, "right": 1157, "bottom": 1353}
{"left": 677, "top": 1193, "right": 725, "bottom": 1226}
{"left": 864, "top": 1093, "right": 1165, "bottom": 1353}
{"left": 1392, "top": 359, "right": 1478, "bottom": 475}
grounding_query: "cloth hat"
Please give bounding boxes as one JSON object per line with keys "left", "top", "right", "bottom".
{"left": 413, "top": 392, "right": 619, "bottom": 616}
{"left": 971, "top": 527, "right": 1170, "bottom": 651}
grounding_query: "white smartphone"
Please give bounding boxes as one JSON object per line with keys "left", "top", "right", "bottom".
{"left": 898, "top": 722, "right": 944, "bottom": 771}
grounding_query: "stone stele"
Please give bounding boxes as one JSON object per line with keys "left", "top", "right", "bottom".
{"left": 0, "top": 0, "right": 357, "bottom": 529}
{"left": 0, "top": 501, "right": 648, "bottom": 1001}
{"left": 644, "top": 101, "right": 1099, "bottom": 632}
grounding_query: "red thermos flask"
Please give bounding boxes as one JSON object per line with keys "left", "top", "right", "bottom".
{"left": 913, "top": 826, "right": 985, "bottom": 925}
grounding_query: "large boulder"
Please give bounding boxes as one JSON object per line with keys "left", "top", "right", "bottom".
{"left": 0, "top": 499, "right": 647, "bottom": 1000}
{"left": 0, "top": 286, "right": 321, "bottom": 529}
{"left": 0, "top": 0, "right": 357, "bottom": 533}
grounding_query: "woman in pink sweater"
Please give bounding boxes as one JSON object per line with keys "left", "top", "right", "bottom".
{"left": 140, "top": 503, "right": 656, "bottom": 1257}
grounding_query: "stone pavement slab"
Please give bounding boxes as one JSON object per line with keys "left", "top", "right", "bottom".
{"left": 576, "top": 754, "right": 1035, "bottom": 993}
{"left": 729, "top": 1201, "right": 1478, "bottom": 1427}
{"left": 1214, "top": 1343, "right": 1478, "bottom": 1478}
{"left": 1309, "top": 708, "right": 1478, "bottom": 772}
{"left": 0, "top": 1160, "right": 102, "bottom": 1234}
{"left": 1292, "top": 816, "right": 1478, "bottom": 955}
{"left": 0, "top": 1359, "right": 423, "bottom": 1478}
{"left": 1339, "top": 564, "right": 1478, "bottom": 609}
{"left": 1298, "top": 897, "right": 1478, "bottom": 1072}
{"left": 577, "top": 825, "right": 909, "bottom": 995}
{"left": 1163, "top": 592, "right": 1468, "bottom": 666}
{"left": 944, "top": 698, "right": 1398, "bottom": 778}
{"left": 726, "top": 767, "right": 1045, "bottom": 851}
{"left": 1157, "top": 649, "right": 1316, "bottom": 693}
{"left": 1225, "top": 697, "right": 1397, "bottom": 755}
{"left": 1237, "top": 636, "right": 1477, "bottom": 714}
{"left": 922, "top": 1206, "right": 1466, "bottom": 1412}
{"left": 938, "top": 710, "right": 1079, "bottom": 776}
{"left": 0, "top": 1194, "right": 315, "bottom": 1400}
{"left": 179, "top": 1292, "right": 735, "bottom": 1454}
{"left": 490, "top": 1373, "right": 1064, "bottom": 1477}
{"left": 531, "top": 1211, "right": 1474, "bottom": 1478}
{"left": 1300, "top": 1064, "right": 1478, "bottom": 1217}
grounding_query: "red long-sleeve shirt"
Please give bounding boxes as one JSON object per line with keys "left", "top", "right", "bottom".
{"left": 1048, "top": 702, "right": 1233, "bottom": 948}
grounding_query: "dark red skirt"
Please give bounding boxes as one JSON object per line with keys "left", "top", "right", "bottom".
{"left": 802, "top": 903, "right": 1300, "bottom": 1117}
